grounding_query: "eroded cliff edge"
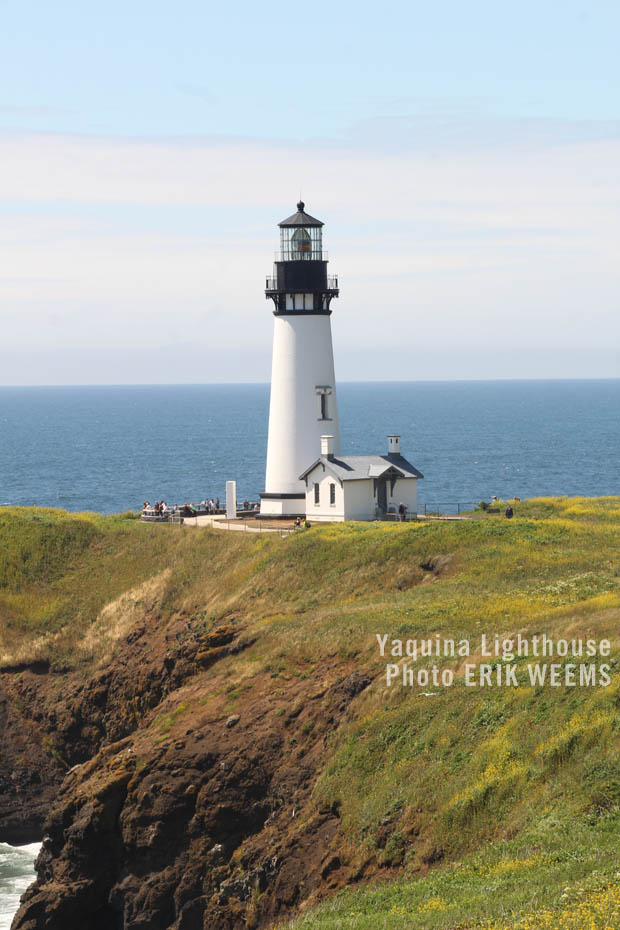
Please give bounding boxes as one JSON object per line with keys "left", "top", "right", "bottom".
{"left": 9, "top": 611, "right": 371, "bottom": 930}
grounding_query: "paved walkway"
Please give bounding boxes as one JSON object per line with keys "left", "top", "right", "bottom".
{"left": 181, "top": 514, "right": 294, "bottom": 534}
{"left": 181, "top": 514, "right": 467, "bottom": 531}
{"left": 417, "top": 513, "right": 467, "bottom": 522}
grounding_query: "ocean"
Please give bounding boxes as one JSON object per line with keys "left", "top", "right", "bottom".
{"left": 0, "top": 380, "right": 618, "bottom": 513}
{"left": 0, "top": 844, "right": 39, "bottom": 929}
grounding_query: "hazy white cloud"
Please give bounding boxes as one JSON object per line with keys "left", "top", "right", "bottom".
{"left": 1, "top": 123, "right": 619, "bottom": 384}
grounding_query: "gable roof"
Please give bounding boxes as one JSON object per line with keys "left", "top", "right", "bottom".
{"left": 299, "top": 453, "right": 424, "bottom": 484}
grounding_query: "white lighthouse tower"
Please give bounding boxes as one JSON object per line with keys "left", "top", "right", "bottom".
{"left": 259, "top": 202, "right": 341, "bottom": 518}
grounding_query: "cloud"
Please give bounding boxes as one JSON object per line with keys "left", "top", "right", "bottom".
{"left": 0, "top": 120, "right": 619, "bottom": 384}
{"left": 341, "top": 113, "right": 620, "bottom": 151}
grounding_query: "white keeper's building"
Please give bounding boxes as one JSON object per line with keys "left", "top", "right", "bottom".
{"left": 259, "top": 201, "right": 423, "bottom": 521}
{"left": 300, "top": 434, "right": 422, "bottom": 522}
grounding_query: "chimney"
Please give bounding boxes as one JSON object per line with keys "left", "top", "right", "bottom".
{"left": 321, "top": 435, "right": 335, "bottom": 459}
{"left": 387, "top": 434, "right": 401, "bottom": 455}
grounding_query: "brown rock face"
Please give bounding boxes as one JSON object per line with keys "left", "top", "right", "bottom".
{"left": 5, "top": 609, "right": 373, "bottom": 929}
{"left": 0, "top": 672, "right": 64, "bottom": 844}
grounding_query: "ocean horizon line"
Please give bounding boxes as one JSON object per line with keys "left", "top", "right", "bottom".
{"left": 1, "top": 376, "right": 619, "bottom": 389}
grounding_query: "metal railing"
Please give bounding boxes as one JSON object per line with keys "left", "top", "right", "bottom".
{"left": 423, "top": 501, "right": 478, "bottom": 515}
{"left": 265, "top": 275, "right": 338, "bottom": 291}
{"left": 274, "top": 250, "right": 328, "bottom": 262}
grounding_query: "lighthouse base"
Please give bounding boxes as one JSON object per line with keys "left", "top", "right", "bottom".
{"left": 258, "top": 492, "right": 306, "bottom": 519}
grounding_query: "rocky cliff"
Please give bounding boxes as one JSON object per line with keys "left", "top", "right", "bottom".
{"left": 4, "top": 565, "right": 374, "bottom": 929}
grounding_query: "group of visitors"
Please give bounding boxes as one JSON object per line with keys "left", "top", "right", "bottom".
{"left": 241, "top": 499, "right": 260, "bottom": 511}
{"left": 142, "top": 500, "right": 170, "bottom": 515}
{"left": 141, "top": 496, "right": 260, "bottom": 520}
{"left": 198, "top": 498, "right": 221, "bottom": 513}
{"left": 491, "top": 495, "right": 518, "bottom": 518}
{"left": 141, "top": 500, "right": 200, "bottom": 520}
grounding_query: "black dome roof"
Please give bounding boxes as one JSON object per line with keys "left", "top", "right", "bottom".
{"left": 278, "top": 201, "right": 324, "bottom": 228}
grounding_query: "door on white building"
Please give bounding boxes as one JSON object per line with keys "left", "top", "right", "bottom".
{"left": 377, "top": 479, "right": 388, "bottom": 512}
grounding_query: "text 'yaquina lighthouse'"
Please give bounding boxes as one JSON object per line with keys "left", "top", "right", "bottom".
{"left": 259, "top": 201, "right": 423, "bottom": 522}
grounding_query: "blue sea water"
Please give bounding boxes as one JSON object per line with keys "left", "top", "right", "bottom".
{"left": 0, "top": 380, "right": 618, "bottom": 514}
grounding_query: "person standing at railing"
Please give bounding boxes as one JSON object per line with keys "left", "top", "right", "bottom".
{"left": 398, "top": 502, "right": 406, "bottom": 522}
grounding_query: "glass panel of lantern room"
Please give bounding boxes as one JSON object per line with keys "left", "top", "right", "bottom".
{"left": 309, "top": 226, "right": 322, "bottom": 258}
{"left": 280, "top": 226, "right": 323, "bottom": 260}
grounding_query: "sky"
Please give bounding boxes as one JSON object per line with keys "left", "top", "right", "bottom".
{"left": 1, "top": 0, "right": 619, "bottom": 384}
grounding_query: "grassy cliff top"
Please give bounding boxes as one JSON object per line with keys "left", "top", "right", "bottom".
{"left": 2, "top": 498, "right": 620, "bottom": 929}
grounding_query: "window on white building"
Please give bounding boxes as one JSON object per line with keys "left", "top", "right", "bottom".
{"left": 314, "top": 482, "right": 320, "bottom": 505}
{"left": 329, "top": 483, "right": 336, "bottom": 505}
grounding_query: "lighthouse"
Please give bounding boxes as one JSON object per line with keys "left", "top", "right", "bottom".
{"left": 259, "top": 202, "right": 340, "bottom": 518}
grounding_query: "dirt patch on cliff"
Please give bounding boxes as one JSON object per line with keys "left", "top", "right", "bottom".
{"left": 79, "top": 569, "right": 172, "bottom": 665}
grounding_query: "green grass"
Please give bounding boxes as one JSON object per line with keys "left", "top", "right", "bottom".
{"left": 155, "top": 701, "right": 191, "bottom": 735}
{"left": 0, "top": 506, "right": 257, "bottom": 667}
{"left": 2, "top": 497, "right": 620, "bottom": 929}
{"left": 281, "top": 813, "right": 620, "bottom": 929}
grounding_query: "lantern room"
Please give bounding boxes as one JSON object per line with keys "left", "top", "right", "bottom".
{"left": 265, "top": 200, "right": 339, "bottom": 315}
{"left": 278, "top": 201, "right": 324, "bottom": 261}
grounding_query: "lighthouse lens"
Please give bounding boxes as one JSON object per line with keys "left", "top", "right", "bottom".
{"left": 291, "top": 228, "right": 312, "bottom": 258}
